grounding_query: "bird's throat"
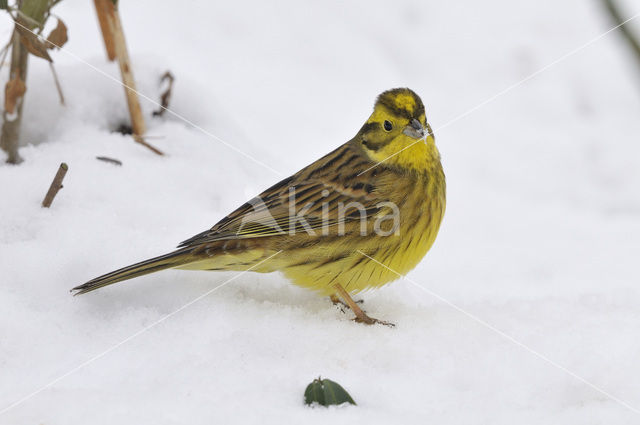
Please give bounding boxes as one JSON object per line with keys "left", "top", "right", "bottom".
{"left": 366, "top": 135, "right": 440, "bottom": 173}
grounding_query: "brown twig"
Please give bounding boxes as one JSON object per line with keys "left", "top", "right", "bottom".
{"left": 1, "top": 26, "right": 28, "bottom": 164}
{"left": 93, "top": 0, "right": 158, "bottom": 155}
{"left": 133, "top": 134, "right": 164, "bottom": 156}
{"left": 96, "top": 156, "right": 122, "bottom": 166}
{"left": 102, "top": 1, "right": 145, "bottom": 136}
{"left": 2, "top": 1, "right": 64, "bottom": 164}
{"left": 93, "top": 0, "right": 116, "bottom": 61}
{"left": 48, "top": 62, "right": 64, "bottom": 105}
{"left": 42, "top": 162, "right": 68, "bottom": 208}
{"left": 153, "top": 71, "right": 174, "bottom": 117}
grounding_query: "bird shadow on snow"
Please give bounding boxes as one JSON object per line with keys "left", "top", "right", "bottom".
{"left": 71, "top": 269, "right": 415, "bottom": 328}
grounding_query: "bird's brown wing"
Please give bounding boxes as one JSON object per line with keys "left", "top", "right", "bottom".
{"left": 177, "top": 147, "right": 387, "bottom": 248}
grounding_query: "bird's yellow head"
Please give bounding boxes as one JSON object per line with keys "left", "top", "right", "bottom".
{"left": 356, "top": 88, "right": 438, "bottom": 173}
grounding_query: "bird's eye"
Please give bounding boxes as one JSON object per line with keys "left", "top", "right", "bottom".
{"left": 383, "top": 120, "right": 393, "bottom": 131}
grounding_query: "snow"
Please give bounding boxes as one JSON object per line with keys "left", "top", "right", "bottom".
{"left": 2, "top": 0, "right": 640, "bottom": 423}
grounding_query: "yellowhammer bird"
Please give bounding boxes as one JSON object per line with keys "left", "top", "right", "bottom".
{"left": 72, "top": 88, "right": 446, "bottom": 326}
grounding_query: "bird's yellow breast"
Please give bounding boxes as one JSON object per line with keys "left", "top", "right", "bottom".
{"left": 280, "top": 140, "right": 446, "bottom": 295}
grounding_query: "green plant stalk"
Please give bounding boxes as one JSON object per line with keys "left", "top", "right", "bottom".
{"left": 19, "top": 0, "right": 49, "bottom": 29}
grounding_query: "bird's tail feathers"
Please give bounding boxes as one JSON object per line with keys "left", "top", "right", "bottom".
{"left": 71, "top": 248, "right": 194, "bottom": 295}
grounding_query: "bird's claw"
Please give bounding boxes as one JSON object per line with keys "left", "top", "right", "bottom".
{"left": 353, "top": 316, "right": 395, "bottom": 327}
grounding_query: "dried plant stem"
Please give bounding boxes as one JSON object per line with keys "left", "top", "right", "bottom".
{"left": 93, "top": 0, "right": 162, "bottom": 155}
{"left": 96, "top": 156, "right": 122, "bottom": 166}
{"left": 0, "top": 35, "right": 12, "bottom": 70}
{"left": 153, "top": 71, "right": 174, "bottom": 117}
{"left": 42, "top": 162, "right": 68, "bottom": 208}
{"left": 0, "top": 28, "right": 28, "bottom": 164}
{"left": 93, "top": 0, "right": 116, "bottom": 60}
{"left": 110, "top": 11, "right": 146, "bottom": 138}
{"left": 133, "top": 134, "right": 164, "bottom": 156}
{"left": 49, "top": 62, "right": 65, "bottom": 105}
{"left": 1, "top": 0, "right": 56, "bottom": 164}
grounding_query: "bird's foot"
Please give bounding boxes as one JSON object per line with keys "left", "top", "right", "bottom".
{"left": 353, "top": 314, "right": 395, "bottom": 327}
{"left": 330, "top": 294, "right": 363, "bottom": 310}
{"left": 331, "top": 284, "right": 392, "bottom": 326}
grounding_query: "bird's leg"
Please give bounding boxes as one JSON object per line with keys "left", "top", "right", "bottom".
{"left": 330, "top": 294, "right": 363, "bottom": 309}
{"left": 330, "top": 294, "right": 345, "bottom": 306}
{"left": 329, "top": 294, "right": 348, "bottom": 314}
{"left": 332, "top": 284, "right": 394, "bottom": 327}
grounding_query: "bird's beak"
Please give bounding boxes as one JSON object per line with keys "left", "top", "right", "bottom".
{"left": 402, "top": 118, "right": 425, "bottom": 139}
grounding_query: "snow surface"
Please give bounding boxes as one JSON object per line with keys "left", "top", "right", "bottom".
{"left": 2, "top": 0, "right": 640, "bottom": 424}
